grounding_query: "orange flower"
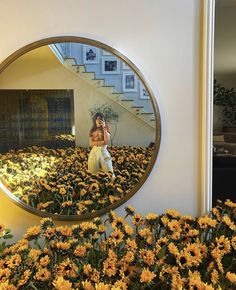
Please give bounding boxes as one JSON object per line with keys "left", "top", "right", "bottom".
{"left": 17, "top": 269, "right": 31, "bottom": 287}
{"left": 6, "top": 254, "right": 22, "bottom": 269}
{"left": 23, "top": 226, "right": 40, "bottom": 240}
{"left": 140, "top": 268, "right": 156, "bottom": 283}
{"left": 34, "top": 268, "right": 50, "bottom": 281}
{"left": 74, "top": 245, "right": 87, "bottom": 257}
{"left": 53, "top": 276, "right": 73, "bottom": 290}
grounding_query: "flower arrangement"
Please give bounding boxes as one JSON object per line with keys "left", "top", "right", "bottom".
{"left": 0, "top": 200, "right": 235, "bottom": 289}
{"left": 0, "top": 146, "right": 153, "bottom": 215}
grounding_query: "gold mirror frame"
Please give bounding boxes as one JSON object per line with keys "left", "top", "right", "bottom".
{"left": 0, "top": 36, "right": 161, "bottom": 221}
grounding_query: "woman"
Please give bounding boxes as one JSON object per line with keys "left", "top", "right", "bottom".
{"left": 88, "top": 112, "right": 115, "bottom": 177}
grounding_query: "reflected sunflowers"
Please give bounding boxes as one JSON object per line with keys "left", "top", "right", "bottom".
{"left": 0, "top": 145, "right": 154, "bottom": 216}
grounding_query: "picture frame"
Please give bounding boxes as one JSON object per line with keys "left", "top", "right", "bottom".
{"left": 122, "top": 71, "right": 138, "bottom": 92}
{"left": 83, "top": 45, "right": 99, "bottom": 64}
{"left": 139, "top": 82, "right": 150, "bottom": 99}
{"left": 101, "top": 56, "right": 120, "bottom": 74}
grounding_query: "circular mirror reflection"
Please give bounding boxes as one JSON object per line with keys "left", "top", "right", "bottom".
{"left": 0, "top": 38, "right": 160, "bottom": 220}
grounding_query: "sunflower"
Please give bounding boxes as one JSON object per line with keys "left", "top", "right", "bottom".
{"left": 56, "top": 258, "right": 78, "bottom": 278}
{"left": 225, "top": 199, "right": 236, "bottom": 208}
{"left": 176, "top": 251, "right": 192, "bottom": 269}
{"left": 168, "top": 242, "right": 179, "bottom": 256}
{"left": 188, "top": 270, "right": 204, "bottom": 290}
{"left": 185, "top": 243, "right": 202, "bottom": 266}
{"left": 59, "top": 187, "right": 67, "bottom": 195}
{"left": 145, "top": 213, "right": 158, "bottom": 225}
{"left": 139, "top": 249, "right": 155, "bottom": 266}
{"left": 103, "top": 258, "right": 117, "bottom": 277}
{"left": 168, "top": 220, "right": 181, "bottom": 232}
{"left": 131, "top": 214, "right": 143, "bottom": 226}
{"left": 55, "top": 241, "right": 71, "bottom": 251}
{"left": 39, "top": 255, "right": 50, "bottom": 267}
{"left": 23, "top": 226, "right": 41, "bottom": 240}
{"left": 124, "top": 251, "right": 135, "bottom": 263}
{"left": 113, "top": 280, "right": 128, "bottom": 290}
{"left": 62, "top": 201, "right": 73, "bottom": 208}
{"left": 124, "top": 224, "right": 134, "bottom": 236}
{"left": 140, "top": 268, "right": 156, "bottom": 283}
{"left": 0, "top": 280, "right": 17, "bottom": 290}
{"left": 125, "top": 206, "right": 135, "bottom": 216}
{"left": 197, "top": 216, "right": 217, "bottom": 229}
{"left": 109, "top": 228, "right": 124, "bottom": 245}
{"left": 44, "top": 227, "right": 56, "bottom": 240}
{"left": 226, "top": 272, "right": 236, "bottom": 284}
{"left": 82, "top": 280, "right": 95, "bottom": 290}
{"left": 34, "top": 267, "right": 50, "bottom": 281}
{"left": 125, "top": 238, "right": 138, "bottom": 252}
{"left": 6, "top": 254, "right": 22, "bottom": 269}
{"left": 56, "top": 226, "right": 73, "bottom": 237}
{"left": 52, "top": 276, "right": 73, "bottom": 290}
{"left": 91, "top": 269, "right": 100, "bottom": 283}
{"left": 211, "top": 269, "right": 219, "bottom": 285}
{"left": 89, "top": 182, "right": 100, "bottom": 193}
{"left": 166, "top": 209, "right": 181, "bottom": 219}
{"left": 40, "top": 218, "right": 54, "bottom": 230}
{"left": 222, "top": 215, "right": 236, "bottom": 231}
{"left": 29, "top": 249, "right": 42, "bottom": 263}
{"left": 212, "top": 235, "right": 231, "bottom": 258}
{"left": 111, "top": 216, "right": 126, "bottom": 229}
{"left": 74, "top": 245, "right": 87, "bottom": 257}
{"left": 83, "top": 264, "right": 93, "bottom": 276}
{"left": 95, "top": 283, "right": 110, "bottom": 290}
{"left": 231, "top": 236, "right": 236, "bottom": 250}
{"left": 0, "top": 268, "right": 11, "bottom": 283}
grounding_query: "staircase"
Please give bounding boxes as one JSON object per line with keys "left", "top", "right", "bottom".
{"left": 49, "top": 43, "right": 156, "bottom": 129}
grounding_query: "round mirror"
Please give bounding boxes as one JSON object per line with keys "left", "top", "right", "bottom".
{"left": 0, "top": 37, "right": 161, "bottom": 220}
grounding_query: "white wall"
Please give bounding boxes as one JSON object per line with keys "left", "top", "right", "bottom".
{"left": 0, "top": 0, "right": 201, "bottom": 241}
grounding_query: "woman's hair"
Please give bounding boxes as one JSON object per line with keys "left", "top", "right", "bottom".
{"left": 90, "top": 112, "right": 105, "bottom": 133}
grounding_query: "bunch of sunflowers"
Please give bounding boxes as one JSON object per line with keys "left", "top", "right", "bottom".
{"left": 0, "top": 146, "right": 153, "bottom": 215}
{"left": 0, "top": 199, "right": 235, "bottom": 289}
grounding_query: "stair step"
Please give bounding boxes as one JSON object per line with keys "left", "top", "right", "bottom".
{"left": 131, "top": 106, "right": 143, "bottom": 109}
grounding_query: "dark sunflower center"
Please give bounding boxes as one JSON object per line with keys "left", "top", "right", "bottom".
{"left": 180, "top": 257, "right": 187, "bottom": 264}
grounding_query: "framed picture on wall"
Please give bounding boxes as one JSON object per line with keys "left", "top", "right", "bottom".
{"left": 83, "top": 45, "right": 99, "bottom": 64}
{"left": 139, "top": 82, "right": 150, "bottom": 99}
{"left": 122, "top": 72, "right": 138, "bottom": 92}
{"left": 101, "top": 57, "right": 120, "bottom": 74}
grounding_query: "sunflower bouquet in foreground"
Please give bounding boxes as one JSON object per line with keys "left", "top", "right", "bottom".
{"left": 0, "top": 199, "right": 236, "bottom": 289}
